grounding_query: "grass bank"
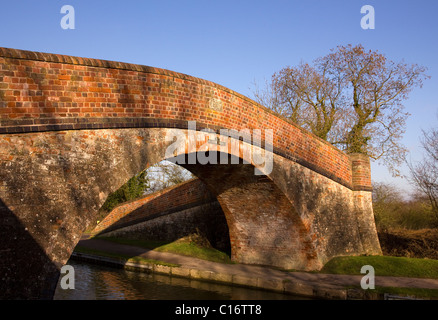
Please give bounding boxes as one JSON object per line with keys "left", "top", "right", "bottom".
{"left": 320, "top": 255, "right": 438, "bottom": 299}
{"left": 320, "top": 255, "right": 438, "bottom": 279}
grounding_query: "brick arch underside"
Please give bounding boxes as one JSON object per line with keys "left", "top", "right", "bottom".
{"left": 0, "top": 127, "right": 328, "bottom": 299}
{"left": 179, "top": 160, "right": 318, "bottom": 270}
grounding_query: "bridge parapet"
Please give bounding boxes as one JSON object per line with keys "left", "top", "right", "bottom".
{"left": 0, "top": 47, "right": 359, "bottom": 190}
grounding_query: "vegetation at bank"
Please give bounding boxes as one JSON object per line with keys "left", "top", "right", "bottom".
{"left": 372, "top": 181, "right": 438, "bottom": 261}
{"left": 373, "top": 181, "right": 437, "bottom": 232}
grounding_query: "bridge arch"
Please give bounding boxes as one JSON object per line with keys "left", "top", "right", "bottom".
{"left": 0, "top": 48, "right": 381, "bottom": 299}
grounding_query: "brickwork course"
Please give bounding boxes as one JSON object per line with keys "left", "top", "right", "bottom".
{"left": 0, "top": 47, "right": 381, "bottom": 299}
{"left": 94, "top": 178, "right": 216, "bottom": 234}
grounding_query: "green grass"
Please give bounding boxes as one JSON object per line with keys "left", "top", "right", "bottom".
{"left": 74, "top": 245, "right": 180, "bottom": 268}
{"left": 95, "top": 236, "right": 234, "bottom": 264}
{"left": 320, "top": 255, "right": 438, "bottom": 299}
{"left": 320, "top": 255, "right": 438, "bottom": 279}
{"left": 154, "top": 241, "right": 234, "bottom": 264}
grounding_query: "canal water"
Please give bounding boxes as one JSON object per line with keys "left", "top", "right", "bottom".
{"left": 54, "top": 259, "right": 308, "bottom": 300}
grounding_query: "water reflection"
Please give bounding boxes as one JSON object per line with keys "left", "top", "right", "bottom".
{"left": 54, "top": 260, "right": 308, "bottom": 300}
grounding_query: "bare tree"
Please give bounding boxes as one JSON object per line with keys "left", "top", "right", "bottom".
{"left": 372, "top": 181, "right": 403, "bottom": 204}
{"left": 408, "top": 123, "right": 438, "bottom": 221}
{"left": 252, "top": 44, "right": 429, "bottom": 176}
{"left": 145, "top": 160, "right": 194, "bottom": 194}
{"left": 326, "top": 45, "right": 428, "bottom": 174}
{"left": 251, "top": 78, "right": 299, "bottom": 122}
{"left": 253, "top": 61, "right": 344, "bottom": 141}
{"left": 276, "top": 62, "right": 345, "bottom": 141}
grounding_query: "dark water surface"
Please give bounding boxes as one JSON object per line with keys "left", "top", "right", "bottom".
{"left": 54, "top": 259, "right": 308, "bottom": 300}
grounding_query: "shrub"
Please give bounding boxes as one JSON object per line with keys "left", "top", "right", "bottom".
{"left": 372, "top": 182, "right": 437, "bottom": 230}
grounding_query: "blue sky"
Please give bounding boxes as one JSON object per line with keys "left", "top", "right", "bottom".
{"left": 1, "top": 1, "right": 437, "bottom": 194}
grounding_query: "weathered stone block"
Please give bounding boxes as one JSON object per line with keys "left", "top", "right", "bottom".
{"left": 171, "top": 267, "right": 191, "bottom": 278}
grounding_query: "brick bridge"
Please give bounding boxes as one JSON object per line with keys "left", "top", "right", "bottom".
{"left": 0, "top": 48, "right": 381, "bottom": 299}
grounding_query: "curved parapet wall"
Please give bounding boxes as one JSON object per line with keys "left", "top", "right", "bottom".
{"left": 0, "top": 47, "right": 366, "bottom": 191}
